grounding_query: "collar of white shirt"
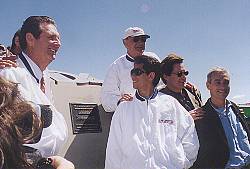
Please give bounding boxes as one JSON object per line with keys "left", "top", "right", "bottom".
{"left": 22, "top": 52, "right": 46, "bottom": 81}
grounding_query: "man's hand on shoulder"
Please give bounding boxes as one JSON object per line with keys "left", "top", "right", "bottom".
{"left": 117, "top": 93, "right": 133, "bottom": 105}
{"left": 185, "top": 82, "right": 194, "bottom": 90}
{"left": 189, "top": 107, "right": 205, "bottom": 120}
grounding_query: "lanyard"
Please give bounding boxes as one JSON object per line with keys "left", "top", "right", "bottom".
{"left": 19, "top": 53, "right": 39, "bottom": 83}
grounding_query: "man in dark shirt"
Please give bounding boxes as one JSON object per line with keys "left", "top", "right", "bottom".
{"left": 192, "top": 67, "right": 250, "bottom": 168}
{"left": 160, "top": 53, "right": 204, "bottom": 120}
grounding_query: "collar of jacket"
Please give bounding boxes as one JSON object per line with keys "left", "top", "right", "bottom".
{"left": 208, "top": 99, "right": 232, "bottom": 112}
{"left": 135, "top": 88, "right": 158, "bottom": 101}
{"left": 205, "top": 98, "right": 250, "bottom": 140}
{"left": 126, "top": 55, "right": 134, "bottom": 62}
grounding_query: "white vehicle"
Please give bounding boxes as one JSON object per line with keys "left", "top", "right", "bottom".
{"left": 49, "top": 70, "right": 111, "bottom": 169}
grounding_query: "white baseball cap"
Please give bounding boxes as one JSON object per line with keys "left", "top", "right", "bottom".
{"left": 123, "top": 27, "right": 150, "bottom": 39}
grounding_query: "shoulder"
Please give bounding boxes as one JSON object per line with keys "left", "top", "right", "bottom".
{"left": 229, "top": 101, "right": 241, "bottom": 114}
{"left": 117, "top": 98, "right": 136, "bottom": 108}
{"left": 157, "top": 93, "right": 191, "bottom": 118}
{"left": 113, "top": 100, "right": 134, "bottom": 119}
{"left": 106, "top": 54, "right": 127, "bottom": 72}
{"left": 229, "top": 100, "right": 239, "bottom": 108}
{"left": 202, "top": 99, "right": 213, "bottom": 111}
{"left": 0, "top": 67, "right": 29, "bottom": 80}
{"left": 157, "top": 92, "right": 178, "bottom": 105}
{"left": 112, "top": 54, "right": 127, "bottom": 65}
{"left": 104, "top": 55, "right": 126, "bottom": 74}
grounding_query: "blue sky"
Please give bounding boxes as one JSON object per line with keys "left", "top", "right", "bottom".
{"left": 1, "top": 0, "right": 250, "bottom": 103}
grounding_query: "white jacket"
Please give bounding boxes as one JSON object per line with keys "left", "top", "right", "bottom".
{"left": 0, "top": 57, "right": 68, "bottom": 157}
{"left": 101, "top": 52, "right": 160, "bottom": 112}
{"left": 105, "top": 91, "right": 199, "bottom": 169}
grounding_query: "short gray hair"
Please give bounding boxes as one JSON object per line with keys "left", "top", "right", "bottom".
{"left": 207, "top": 67, "right": 230, "bottom": 83}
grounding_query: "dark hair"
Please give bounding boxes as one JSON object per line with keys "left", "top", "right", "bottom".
{"left": 0, "top": 77, "right": 42, "bottom": 169}
{"left": 160, "top": 53, "right": 184, "bottom": 84}
{"left": 20, "top": 16, "right": 56, "bottom": 51}
{"left": 207, "top": 67, "right": 230, "bottom": 84}
{"left": 10, "top": 29, "right": 21, "bottom": 55}
{"left": 134, "top": 55, "right": 161, "bottom": 87}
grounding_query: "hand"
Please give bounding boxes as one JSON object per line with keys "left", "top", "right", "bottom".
{"left": 185, "top": 82, "right": 193, "bottom": 89}
{"left": 189, "top": 108, "right": 205, "bottom": 120}
{"left": 50, "top": 156, "right": 75, "bottom": 169}
{"left": 0, "top": 55, "right": 18, "bottom": 68}
{"left": 118, "top": 93, "right": 133, "bottom": 105}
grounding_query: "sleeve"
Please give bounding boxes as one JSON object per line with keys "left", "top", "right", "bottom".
{"left": 174, "top": 99, "right": 199, "bottom": 168}
{"left": 101, "top": 63, "right": 121, "bottom": 112}
{"left": 105, "top": 105, "right": 123, "bottom": 169}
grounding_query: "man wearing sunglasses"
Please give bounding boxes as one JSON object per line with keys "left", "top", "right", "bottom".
{"left": 101, "top": 27, "right": 160, "bottom": 113}
{"left": 105, "top": 55, "right": 199, "bottom": 169}
{"left": 160, "top": 53, "right": 204, "bottom": 120}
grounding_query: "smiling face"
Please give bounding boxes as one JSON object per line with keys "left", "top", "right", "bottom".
{"left": 123, "top": 35, "right": 147, "bottom": 57}
{"left": 131, "top": 64, "right": 148, "bottom": 90}
{"left": 163, "top": 63, "right": 187, "bottom": 93}
{"left": 206, "top": 72, "right": 230, "bottom": 102}
{"left": 28, "top": 23, "right": 61, "bottom": 70}
{"left": 131, "top": 63, "right": 154, "bottom": 97}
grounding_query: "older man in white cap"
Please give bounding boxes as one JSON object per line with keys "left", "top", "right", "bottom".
{"left": 101, "top": 27, "right": 160, "bottom": 112}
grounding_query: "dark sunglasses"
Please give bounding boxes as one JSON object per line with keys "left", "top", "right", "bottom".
{"left": 133, "top": 36, "right": 147, "bottom": 43}
{"left": 172, "top": 71, "right": 189, "bottom": 77}
{"left": 131, "top": 68, "right": 146, "bottom": 76}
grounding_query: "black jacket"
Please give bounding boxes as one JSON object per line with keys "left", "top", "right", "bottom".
{"left": 191, "top": 99, "right": 250, "bottom": 169}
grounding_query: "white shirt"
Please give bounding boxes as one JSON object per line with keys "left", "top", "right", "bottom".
{"left": 105, "top": 91, "right": 199, "bottom": 169}
{"left": 0, "top": 53, "right": 68, "bottom": 157}
{"left": 101, "top": 52, "right": 160, "bottom": 112}
{"left": 21, "top": 53, "right": 53, "bottom": 102}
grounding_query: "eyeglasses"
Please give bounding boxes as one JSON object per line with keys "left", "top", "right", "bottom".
{"left": 133, "top": 36, "right": 147, "bottom": 43}
{"left": 131, "top": 68, "right": 146, "bottom": 76}
{"left": 171, "top": 71, "right": 189, "bottom": 77}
